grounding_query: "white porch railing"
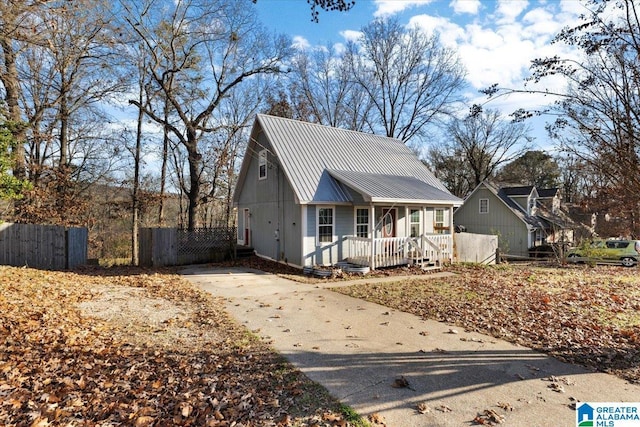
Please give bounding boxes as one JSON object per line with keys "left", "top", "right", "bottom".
{"left": 345, "top": 234, "right": 452, "bottom": 269}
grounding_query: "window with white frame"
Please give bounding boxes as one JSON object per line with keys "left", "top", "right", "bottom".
{"left": 479, "top": 198, "right": 489, "bottom": 214}
{"left": 410, "top": 209, "right": 420, "bottom": 237}
{"left": 435, "top": 208, "right": 445, "bottom": 234}
{"left": 258, "top": 150, "right": 267, "bottom": 180}
{"left": 356, "top": 208, "right": 369, "bottom": 238}
{"left": 317, "top": 207, "right": 334, "bottom": 243}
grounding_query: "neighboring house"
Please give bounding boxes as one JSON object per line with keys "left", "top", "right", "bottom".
{"left": 454, "top": 182, "right": 576, "bottom": 257}
{"left": 233, "top": 114, "right": 463, "bottom": 269}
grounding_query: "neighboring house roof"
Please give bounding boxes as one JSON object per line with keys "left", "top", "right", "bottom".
{"left": 236, "top": 114, "right": 461, "bottom": 205}
{"left": 467, "top": 181, "right": 573, "bottom": 230}
{"left": 501, "top": 186, "right": 534, "bottom": 197}
{"left": 537, "top": 188, "right": 560, "bottom": 198}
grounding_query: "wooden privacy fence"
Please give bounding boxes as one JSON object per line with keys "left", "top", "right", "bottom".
{"left": 139, "top": 227, "right": 236, "bottom": 267}
{"left": 0, "top": 222, "right": 88, "bottom": 270}
{"left": 453, "top": 232, "right": 499, "bottom": 264}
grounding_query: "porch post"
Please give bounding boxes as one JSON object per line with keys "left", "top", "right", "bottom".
{"left": 449, "top": 206, "right": 455, "bottom": 263}
{"left": 449, "top": 206, "right": 454, "bottom": 235}
{"left": 370, "top": 204, "right": 375, "bottom": 269}
{"left": 405, "top": 206, "right": 409, "bottom": 236}
{"left": 301, "top": 205, "right": 308, "bottom": 266}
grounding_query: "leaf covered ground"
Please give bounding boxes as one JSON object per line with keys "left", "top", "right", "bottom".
{"left": 0, "top": 266, "right": 353, "bottom": 427}
{"left": 333, "top": 264, "right": 640, "bottom": 384}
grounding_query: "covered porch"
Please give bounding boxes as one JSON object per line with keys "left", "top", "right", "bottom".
{"left": 345, "top": 234, "right": 453, "bottom": 269}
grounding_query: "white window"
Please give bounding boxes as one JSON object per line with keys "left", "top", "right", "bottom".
{"left": 355, "top": 208, "right": 369, "bottom": 238}
{"left": 258, "top": 150, "right": 267, "bottom": 180}
{"left": 479, "top": 198, "right": 489, "bottom": 214}
{"left": 435, "top": 209, "right": 445, "bottom": 234}
{"left": 317, "top": 207, "right": 334, "bottom": 244}
{"left": 410, "top": 209, "right": 420, "bottom": 237}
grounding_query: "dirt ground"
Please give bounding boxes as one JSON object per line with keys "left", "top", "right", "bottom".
{"left": 0, "top": 265, "right": 354, "bottom": 427}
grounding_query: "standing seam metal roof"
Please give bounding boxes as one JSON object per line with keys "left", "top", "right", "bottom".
{"left": 256, "top": 114, "right": 458, "bottom": 204}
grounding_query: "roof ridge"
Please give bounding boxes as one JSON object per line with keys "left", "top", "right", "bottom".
{"left": 257, "top": 113, "right": 402, "bottom": 143}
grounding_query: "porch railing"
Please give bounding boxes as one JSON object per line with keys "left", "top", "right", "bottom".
{"left": 345, "top": 234, "right": 452, "bottom": 269}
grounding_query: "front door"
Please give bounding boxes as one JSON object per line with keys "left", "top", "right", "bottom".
{"left": 243, "top": 209, "right": 250, "bottom": 246}
{"left": 382, "top": 208, "right": 396, "bottom": 238}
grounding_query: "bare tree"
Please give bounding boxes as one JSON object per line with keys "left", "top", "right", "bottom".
{"left": 429, "top": 109, "right": 532, "bottom": 196}
{"left": 347, "top": 18, "right": 466, "bottom": 144}
{"left": 121, "top": 0, "right": 291, "bottom": 230}
{"left": 481, "top": 0, "right": 640, "bottom": 236}
{"left": 290, "top": 44, "right": 372, "bottom": 130}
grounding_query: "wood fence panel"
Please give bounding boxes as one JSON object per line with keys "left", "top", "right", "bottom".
{"left": 0, "top": 222, "right": 87, "bottom": 270}
{"left": 138, "top": 228, "right": 177, "bottom": 267}
{"left": 139, "top": 227, "right": 235, "bottom": 267}
{"left": 67, "top": 227, "right": 88, "bottom": 269}
{"left": 453, "top": 232, "right": 498, "bottom": 264}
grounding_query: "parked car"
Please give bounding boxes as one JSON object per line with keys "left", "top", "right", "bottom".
{"left": 567, "top": 239, "right": 640, "bottom": 267}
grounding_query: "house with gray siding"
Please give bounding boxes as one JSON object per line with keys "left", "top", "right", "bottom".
{"left": 453, "top": 182, "right": 575, "bottom": 257}
{"left": 233, "top": 115, "right": 462, "bottom": 269}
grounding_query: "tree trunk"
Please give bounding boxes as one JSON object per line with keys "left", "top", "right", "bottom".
{"left": 186, "top": 130, "right": 201, "bottom": 231}
{"left": 131, "top": 78, "right": 144, "bottom": 266}
{"left": 0, "top": 37, "right": 26, "bottom": 180}
{"left": 157, "top": 108, "right": 169, "bottom": 226}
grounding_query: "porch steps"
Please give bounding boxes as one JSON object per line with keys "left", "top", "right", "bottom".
{"left": 235, "top": 245, "right": 255, "bottom": 258}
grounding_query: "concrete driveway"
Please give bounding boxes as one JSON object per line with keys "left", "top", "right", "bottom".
{"left": 181, "top": 266, "right": 640, "bottom": 427}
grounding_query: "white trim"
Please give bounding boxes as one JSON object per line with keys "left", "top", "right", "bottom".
{"left": 301, "top": 205, "right": 308, "bottom": 265}
{"left": 369, "top": 197, "right": 462, "bottom": 206}
{"left": 479, "top": 198, "right": 489, "bottom": 214}
{"left": 354, "top": 206, "right": 371, "bottom": 238}
{"left": 409, "top": 207, "right": 421, "bottom": 237}
{"left": 258, "top": 149, "right": 267, "bottom": 180}
{"left": 241, "top": 208, "right": 251, "bottom": 245}
{"left": 316, "top": 205, "right": 335, "bottom": 245}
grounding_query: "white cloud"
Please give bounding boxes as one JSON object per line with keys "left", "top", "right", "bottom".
{"left": 408, "top": 14, "right": 465, "bottom": 47}
{"left": 450, "top": 0, "right": 481, "bottom": 15}
{"left": 340, "top": 29, "right": 363, "bottom": 42}
{"left": 496, "top": 0, "right": 529, "bottom": 23}
{"left": 292, "top": 35, "right": 311, "bottom": 50}
{"left": 373, "top": 0, "right": 435, "bottom": 18}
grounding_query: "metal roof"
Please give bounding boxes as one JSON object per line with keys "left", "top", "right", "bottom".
{"left": 328, "top": 170, "right": 462, "bottom": 205}
{"left": 255, "top": 114, "right": 459, "bottom": 204}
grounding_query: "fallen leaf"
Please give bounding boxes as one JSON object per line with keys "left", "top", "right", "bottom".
{"left": 369, "top": 412, "right": 386, "bottom": 425}
{"left": 416, "top": 402, "right": 431, "bottom": 414}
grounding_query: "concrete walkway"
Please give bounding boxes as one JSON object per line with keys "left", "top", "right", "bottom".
{"left": 181, "top": 266, "right": 640, "bottom": 427}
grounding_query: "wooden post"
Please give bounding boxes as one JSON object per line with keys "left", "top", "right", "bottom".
{"left": 370, "top": 204, "right": 375, "bottom": 270}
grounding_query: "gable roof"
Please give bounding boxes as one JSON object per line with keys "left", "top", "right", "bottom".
{"left": 464, "top": 181, "right": 572, "bottom": 230}
{"left": 501, "top": 186, "right": 534, "bottom": 197}
{"left": 236, "top": 114, "right": 461, "bottom": 205}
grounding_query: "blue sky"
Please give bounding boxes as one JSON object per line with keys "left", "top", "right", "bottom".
{"left": 254, "top": 0, "right": 588, "bottom": 149}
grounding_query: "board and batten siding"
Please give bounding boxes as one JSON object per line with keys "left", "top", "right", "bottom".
{"left": 304, "top": 204, "right": 355, "bottom": 266}
{"left": 454, "top": 187, "right": 530, "bottom": 257}
{"left": 238, "top": 135, "right": 282, "bottom": 260}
